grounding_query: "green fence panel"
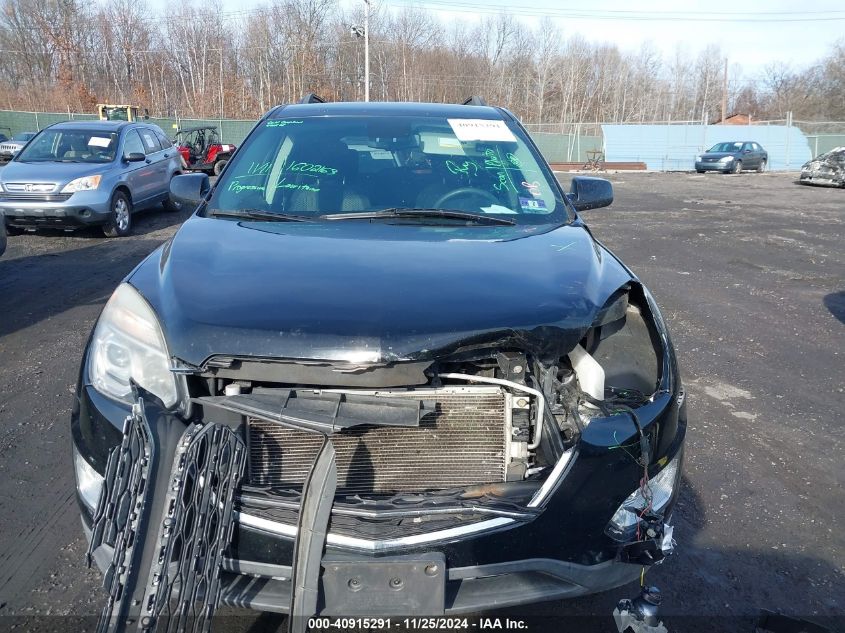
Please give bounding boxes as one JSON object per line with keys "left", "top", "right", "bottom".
{"left": 0, "top": 110, "right": 259, "bottom": 145}
{"left": 530, "top": 133, "right": 603, "bottom": 163}
{"left": 805, "top": 135, "right": 845, "bottom": 157}
{"left": 0, "top": 110, "right": 102, "bottom": 136}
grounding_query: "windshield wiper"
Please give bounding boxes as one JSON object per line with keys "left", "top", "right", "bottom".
{"left": 320, "top": 208, "right": 516, "bottom": 226}
{"left": 208, "top": 209, "right": 312, "bottom": 222}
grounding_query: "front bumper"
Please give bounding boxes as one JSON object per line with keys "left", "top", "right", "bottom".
{"left": 695, "top": 160, "right": 732, "bottom": 171}
{"left": 72, "top": 373, "right": 686, "bottom": 614}
{"left": 800, "top": 170, "right": 843, "bottom": 187}
{"left": 82, "top": 516, "right": 642, "bottom": 613}
{"left": 1, "top": 193, "right": 111, "bottom": 228}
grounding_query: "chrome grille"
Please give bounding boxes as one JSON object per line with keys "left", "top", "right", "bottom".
{"left": 247, "top": 387, "right": 508, "bottom": 495}
{"left": 0, "top": 193, "right": 72, "bottom": 202}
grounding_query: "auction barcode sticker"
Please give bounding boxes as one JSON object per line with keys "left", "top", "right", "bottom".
{"left": 447, "top": 119, "right": 516, "bottom": 143}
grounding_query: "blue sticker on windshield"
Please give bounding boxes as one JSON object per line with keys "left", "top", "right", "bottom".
{"left": 519, "top": 197, "right": 547, "bottom": 212}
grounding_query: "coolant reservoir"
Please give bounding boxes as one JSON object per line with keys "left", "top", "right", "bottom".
{"left": 568, "top": 345, "right": 605, "bottom": 402}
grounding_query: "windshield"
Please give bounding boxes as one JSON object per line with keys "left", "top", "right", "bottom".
{"left": 102, "top": 107, "right": 130, "bottom": 121}
{"left": 209, "top": 115, "right": 569, "bottom": 225}
{"left": 12, "top": 133, "right": 35, "bottom": 142}
{"left": 708, "top": 142, "right": 743, "bottom": 153}
{"left": 17, "top": 129, "right": 118, "bottom": 163}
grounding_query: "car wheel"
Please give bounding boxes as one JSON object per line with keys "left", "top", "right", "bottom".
{"left": 757, "top": 159, "right": 767, "bottom": 173}
{"left": 213, "top": 159, "right": 228, "bottom": 176}
{"left": 696, "top": 170, "right": 705, "bottom": 173}
{"left": 732, "top": 160, "right": 742, "bottom": 174}
{"left": 102, "top": 191, "right": 132, "bottom": 237}
{"left": 5, "top": 224, "right": 25, "bottom": 236}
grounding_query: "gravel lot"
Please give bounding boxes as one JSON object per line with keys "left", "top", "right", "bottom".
{"left": 0, "top": 172, "right": 842, "bottom": 632}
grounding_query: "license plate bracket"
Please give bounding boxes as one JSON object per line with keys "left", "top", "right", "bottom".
{"left": 320, "top": 553, "right": 446, "bottom": 616}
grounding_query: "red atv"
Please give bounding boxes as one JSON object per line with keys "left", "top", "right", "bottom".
{"left": 174, "top": 126, "right": 236, "bottom": 176}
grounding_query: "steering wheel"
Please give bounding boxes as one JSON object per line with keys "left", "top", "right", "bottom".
{"left": 433, "top": 187, "right": 500, "bottom": 209}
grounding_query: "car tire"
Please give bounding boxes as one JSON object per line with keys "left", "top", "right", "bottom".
{"left": 102, "top": 190, "right": 132, "bottom": 237}
{"left": 696, "top": 170, "right": 705, "bottom": 173}
{"left": 5, "top": 224, "right": 25, "bottom": 236}
{"left": 731, "top": 160, "right": 742, "bottom": 174}
{"left": 757, "top": 159, "right": 767, "bottom": 173}
{"left": 213, "top": 159, "right": 227, "bottom": 176}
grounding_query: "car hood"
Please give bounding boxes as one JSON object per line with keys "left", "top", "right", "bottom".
{"left": 0, "top": 160, "right": 110, "bottom": 186}
{"left": 802, "top": 151, "right": 845, "bottom": 171}
{"left": 128, "top": 215, "right": 634, "bottom": 366}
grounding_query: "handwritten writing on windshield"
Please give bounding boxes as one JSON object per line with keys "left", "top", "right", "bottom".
{"left": 484, "top": 149, "right": 517, "bottom": 193}
{"left": 265, "top": 120, "right": 304, "bottom": 128}
{"left": 446, "top": 160, "right": 479, "bottom": 176}
{"left": 288, "top": 162, "right": 337, "bottom": 175}
{"left": 522, "top": 180, "right": 542, "bottom": 197}
{"left": 227, "top": 180, "right": 320, "bottom": 194}
{"left": 444, "top": 151, "right": 524, "bottom": 194}
{"left": 233, "top": 160, "right": 338, "bottom": 181}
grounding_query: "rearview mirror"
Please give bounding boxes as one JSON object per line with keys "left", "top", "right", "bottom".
{"left": 124, "top": 152, "right": 146, "bottom": 162}
{"left": 567, "top": 176, "right": 613, "bottom": 211}
{"left": 170, "top": 173, "right": 210, "bottom": 208}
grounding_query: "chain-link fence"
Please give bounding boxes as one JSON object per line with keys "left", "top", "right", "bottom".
{"left": 753, "top": 120, "right": 845, "bottom": 156}
{"left": 3, "top": 109, "right": 844, "bottom": 167}
{"left": 0, "top": 110, "right": 258, "bottom": 146}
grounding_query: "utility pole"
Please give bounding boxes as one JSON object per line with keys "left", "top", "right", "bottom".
{"left": 720, "top": 58, "right": 728, "bottom": 124}
{"left": 364, "top": 0, "right": 370, "bottom": 102}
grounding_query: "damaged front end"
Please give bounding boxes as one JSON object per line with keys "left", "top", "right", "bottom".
{"left": 72, "top": 278, "right": 686, "bottom": 626}
{"left": 799, "top": 148, "right": 845, "bottom": 188}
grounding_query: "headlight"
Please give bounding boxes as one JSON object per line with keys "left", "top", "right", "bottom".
{"left": 88, "top": 283, "right": 179, "bottom": 407}
{"left": 606, "top": 453, "right": 681, "bottom": 540}
{"left": 73, "top": 446, "right": 104, "bottom": 513}
{"left": 62, "top": 175, "right": 102, "bottom": 193}
{"left": 718, "top": 156, "right": 733, "bottom": 163}
{"left": 695, "top": 155, "right": 702, "bottom": 162}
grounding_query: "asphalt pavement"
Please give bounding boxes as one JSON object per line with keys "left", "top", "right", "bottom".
{"left": 0, "top": 172, "right": 842, "bottom": 632}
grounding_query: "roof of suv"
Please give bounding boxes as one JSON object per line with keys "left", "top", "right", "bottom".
{"left": 268, "top": 101, "right": 509, "bottom": 120}
{"left": 47, "top": 120, "right": 138, "bottom": 132}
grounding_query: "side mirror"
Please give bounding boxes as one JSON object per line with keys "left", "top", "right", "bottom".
{"left": 170, "top": 173, "right": 210, "bottom": 208}
{"left": 567, "top": 176, "right": 613, "bottom": 211}
{"left": 125, "top": 152, "right": 146, "bottom": 162}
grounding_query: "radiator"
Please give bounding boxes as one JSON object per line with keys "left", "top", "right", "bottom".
{"left": 247, "top": 386, "right": 509, "bottom": 495}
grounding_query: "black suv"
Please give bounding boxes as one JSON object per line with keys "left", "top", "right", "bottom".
{"left": 72, "top": 98, "right": 686, "bottom": 627}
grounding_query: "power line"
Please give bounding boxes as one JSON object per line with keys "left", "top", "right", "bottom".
{"left": 389, "top": 0, "right": 845, "bottom": 22}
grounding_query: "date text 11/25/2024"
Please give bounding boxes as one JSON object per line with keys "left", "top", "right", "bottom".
{"left": 307, "top": 617, "right": 529, "bottom": 630}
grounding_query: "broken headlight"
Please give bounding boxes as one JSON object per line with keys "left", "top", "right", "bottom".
{"left": 88, "top": 283, "right": 180, "bottom": 407}
{"left": 605, "top": 453, "right": 681, "bottom": 541}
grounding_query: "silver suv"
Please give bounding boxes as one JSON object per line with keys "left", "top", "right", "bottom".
{"left": 0, "top": 132, "right": 37, "bottom": 161}
{"left": 0, "top": 121, "right": 183, "bottom": 237}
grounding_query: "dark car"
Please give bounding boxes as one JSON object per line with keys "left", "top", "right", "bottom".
{"left": 71, "top": 99, "right": 686, "bottom": 627}
{"left": 799, "top": 146, "right": 845, "bottom": 188}
{"left": 695, "top": 141, "right": 768, "bottom": 173}
{"left": 0, "top": 122, "right": 182, "bottom": 236}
